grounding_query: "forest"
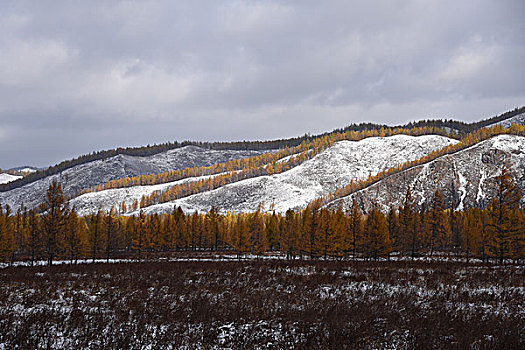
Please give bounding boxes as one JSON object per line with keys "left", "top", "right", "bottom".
{"left": 1, "top": 167, "right": 523, "bottom": 266}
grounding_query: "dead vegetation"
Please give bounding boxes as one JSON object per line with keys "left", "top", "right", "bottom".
{"left": 0, "top": 260, "right": 523, "bottom": 349}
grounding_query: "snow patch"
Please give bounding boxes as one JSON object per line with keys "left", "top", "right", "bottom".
{"left": 456, "top": 170, "right": 467, "bottom": 211}
{"left": 476, "top": 168, "right": 486, "bottom": 205}
{"left": 0, "top": 173, "right": 22, "bottom": 184}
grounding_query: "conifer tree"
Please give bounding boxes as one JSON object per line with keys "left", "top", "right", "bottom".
{"left": 132, "top": 211, "right": 146, "bottom": 261}
{"left": 172, "top": 206, "right": 187, "bottom": 250}
{"left": 399, "top": 188, "right": 416, "bottom": 258}
{"left": 428, "top": 190, "right": 451, "bottom": 256}
{"left": 364, "top": 208, "right": 391, "bottom": 260}
{"left": 63, "top": 209, "right": 87, "bottom": 263}
{"left": 230, "top": 214, "right": 249, "bottom": 258}
{"left": 206, "top": 207, "right": 221, "bottom": 251}
{"left": 248, "top": 208, "right": 267, "bottom": 257}
{"left": 104, "top": 208, "right": 118, "bottom": 262}
{"left": 265, "top": 212, "right": 281, "bottom": 251}
{"left": 348, "top": 199, "right": 362, "bottom": 260}
{"left": 282, "top": 209, "right": 299, "bottom": 259}
{"left": 486, "top": 167, "right": 522, "bottom": 262}
{"left": 330, "top": 207, "right": 348, "bottom": 259}
{"left": 387, "top": 206, "right": 400, "bottom": 253}
{"left": 88, "top": 210, "right": 104, "bottom": 262}
{"left": 40, "top": 181, "right": 69, "bottom": 266}
{"left": 461, "top": 208, "right": 482, "bottom": 262}
{"left": 0, "top": 205, "right": 15, "bottom": 263}
{"left": 26, "top": 209, "right": 42, "bottom": 266}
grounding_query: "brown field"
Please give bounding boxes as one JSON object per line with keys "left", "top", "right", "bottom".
{"left": 0, "top": 259, "right": 523, "bottom": 349}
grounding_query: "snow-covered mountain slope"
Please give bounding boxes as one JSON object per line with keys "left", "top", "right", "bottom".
{"left": 328, "top": 134, "right": 525, "bottom": 213}
{"left": 490, "top": 112, "right": 525, "bottom": 128}
{"left": 0, "top": 174, "right": 22, "bottom": 184}
{"left": 0, "top": 147, "right": 269, "bottom": 211}
{"left": 71, "top": 172, "right": 231, "bottom": 216}
{"left": 133, "top": 135, "right": 458, "bottom": 215}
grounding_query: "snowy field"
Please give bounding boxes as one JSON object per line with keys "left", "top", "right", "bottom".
{"left": 0, "top": 260, "right": 522, "bottom": 349}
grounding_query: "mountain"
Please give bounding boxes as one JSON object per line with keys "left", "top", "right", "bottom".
{"left": 0, "top": 147, "right": 270, "bottom": 211}
{"left": 327, "top": 134, "right": 525, "bottom": 213}
{"left": 0, "top": 174, "right": 23, "bottom": 185}
{"left": 118, "top": 135, "right": 458, "bottom": 215}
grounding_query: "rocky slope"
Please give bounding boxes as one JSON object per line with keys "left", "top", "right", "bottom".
{"left": 0, "top": 147, "right": 269, "bottom": 211}
{"left": 130, "top": 135, "right": 458, "bottom": 215}
{"left": 328, "top": 134, "right": 525, "bottom": 213}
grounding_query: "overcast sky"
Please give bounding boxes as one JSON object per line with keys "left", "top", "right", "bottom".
{"left": 1, "top": 0, "right": 524, "bottom": 169}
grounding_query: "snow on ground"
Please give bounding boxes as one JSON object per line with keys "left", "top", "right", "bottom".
{"left": 0, "top": 146, "right": 270, "bottom": 211}
{"left": 0, "top": 173, "right": 22, "bottom": 184}
{"left": 490, "top": 112, "right": 525, "bottom": 128}
{"left": 329, "top": 134, "right": 525, "bottom": 213}
{"left": 134, "top": 135, "right": 458, "bottom": 215}
{"left": 71, "top": 172, "right": 233, "bottom": 216}
{"left": 456, "top": 169, "right": 468, "bottom": 211}
{"left": 17, "top": 167, "right": 37, "bottom": 173}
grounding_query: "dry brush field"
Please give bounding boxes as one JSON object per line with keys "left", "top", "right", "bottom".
{"left": 0, "top": 259, "right": 523, "bottom": 349}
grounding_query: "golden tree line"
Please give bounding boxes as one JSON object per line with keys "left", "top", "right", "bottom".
{"left": 88, "top": 126, "right": 452, "bottom": 213}
{"left": 0, "top": 173, "right": 523, "bottom": 265}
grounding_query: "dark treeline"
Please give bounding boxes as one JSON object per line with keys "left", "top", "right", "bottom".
{"left": 1, "top": 173, "right": 523, "bottom": 266}
{"left": 3, "top": 106, "right": 523, "bottom": 193}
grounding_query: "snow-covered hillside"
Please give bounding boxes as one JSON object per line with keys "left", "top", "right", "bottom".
{"left": 0, "top": 174, "right": 22, "bottom": 184}
{"left": 328, "top": 134, "right": 525, "bottom": 213}
{"left": 132, "top": 135, "right": 458, "bottom": 215}
{"left": 489, "top": 112, "right": 525, "bottom": 128}
{"left": 0, "top": 147, "right": 270, "bottom": 211}
{"left": 71, "top": 172, "right": 231, "bottom": 216}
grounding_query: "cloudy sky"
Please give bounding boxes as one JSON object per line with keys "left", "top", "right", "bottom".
{"left": 1, "top": 0, "right": 524, "bottom": 169}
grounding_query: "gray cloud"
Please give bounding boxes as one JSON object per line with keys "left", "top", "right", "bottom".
{"left": 0, "top": 0, "right": 524, "bottom": 168}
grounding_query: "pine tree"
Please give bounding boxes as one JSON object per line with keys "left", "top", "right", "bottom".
{"left": 26, "top": 209, "right": 42, "bottom": 266}
{"left": 461, "top": 208, "right": 482, "bottom": 262}
{"left": 132, "top": 211, "right": 146, "bottom": 261}
{"left": 172, "top": 206, "right": 187, "bottom": 250}
{"left": 0, "top": 205, "right": 15, "bottom": 263}
{"left": 88, "top": 211, "right": 104, "bottom": 262}
{"left": 486, "top": 167, "right": 522, "bottom": 262}
{"left": 399, "top": 188, "right": 416, "bottom": 258}
{"left": 282, "top": 209, "right": 299, "bottom": 259}
{"left": 428, "top": 190, "right": 451, "bottom": 256}
{"left": 230, "top": 214, "right": 249, "bottom": 258}
{"left": 40, "top": 181, "right": 69, "bottom": 266}
{"left": 104, "top": 208, "right": 118, "bottom": 262}
{"left": 206, "top": 207, "right": 220, "bottom": 251}
{"left": 364, "top": 208, "right": 391, "bottom": 260}
{"left": 330, "top": 207, "right": 348, "bottom": 259}
{"left": 265, "top": 212, "right": 281, "bottom": 251}
{"left": 348, "top": 199, "right": 362, "bottom": 260}
{"left": 248, "top": 208, "right": 267, "bottom": 257}
{"left": 387, "top": 206, "right": 400, "bottom": 253}
{"left": 62, "top": 209, "right": 87, "bottom": 263}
